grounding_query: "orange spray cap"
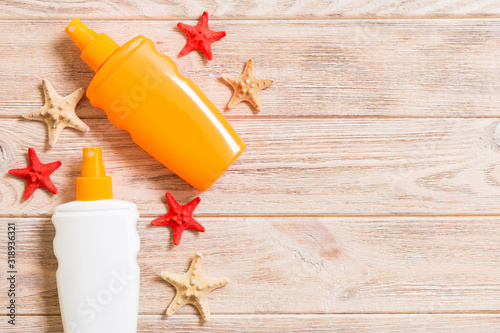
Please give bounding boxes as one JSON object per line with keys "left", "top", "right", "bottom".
{"left": 65, "top": 19, "right": 119, "bottom": 72}
{"left": 76, "top": 147, "right": 113, "bottom": 201}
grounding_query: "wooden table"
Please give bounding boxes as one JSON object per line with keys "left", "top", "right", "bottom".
{"left": 1, "top": 1, "right": 500, "bottom": 332}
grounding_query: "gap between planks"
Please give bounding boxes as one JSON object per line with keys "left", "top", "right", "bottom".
{"left": 5, "top": 312, "right": 500, "bottom": 316}
{"left": 2, "top": 314, "right": 500, "bottom": 333}
{"left": 2, "top": 16, "right": 500, "bottom": 21}
{"left": 1, "top": 0, "right": 500, "bottom": 21}
{"left": 7, "top": 214, "right": 500, "bottom": 219}
{"left": 5, "top": 115, "right": 500, "bottom": 120}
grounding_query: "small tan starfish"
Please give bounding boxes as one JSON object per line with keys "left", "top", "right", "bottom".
{"left": 159, "top": 253, "right": 228, "bottom": 321}
{"left": 23, "top": 79, "right": 89, "bottom": 147}
{"left": 222, "top": 59, "right": 273, "bottom": 112}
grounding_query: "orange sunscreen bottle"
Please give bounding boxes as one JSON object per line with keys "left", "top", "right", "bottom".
{"left": 65, "top": 19, "right": 245, "bottom": 191}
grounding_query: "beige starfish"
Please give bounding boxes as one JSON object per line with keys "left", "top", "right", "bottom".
{"left": 23, "top": 79, "right": 89, "bottom": 147}
{"left": 159, "top": 253, "right": 229, "bottom": 321}
{"left": 222, "top": 59, "right": 273, "bottom": 112}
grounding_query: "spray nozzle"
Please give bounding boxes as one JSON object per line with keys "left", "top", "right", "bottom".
{"left": 65, "top": 18, "right": 97, "bottom": 51}
{"left": 65, "top": 19, "right": 119, "bottom": 72}
{"left": 76, "top": 147, "right": 113, "bottom": 201}
{"left": 82, "top": 147, "right": 106, "bottom": 177}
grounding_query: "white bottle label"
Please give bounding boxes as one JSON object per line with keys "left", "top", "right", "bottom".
{"left": 52, "top": 200, "right": 140, "bottom": 333}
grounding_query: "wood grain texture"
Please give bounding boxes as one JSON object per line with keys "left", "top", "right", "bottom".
{"left": 2, "top": 217, "right": 500, "bottom": 315}
{"left": 1, "top": 2, "right": 500, "bottom": 332}
{"left": 1, "top": 0, "right": 499, "bottom": 19}
{"left": 2, "top": 314, "right": 500, "bottom": 332}
{"left": 3, "top": 118, "right": 500, "bottom": 217}
{"left": 1, "top": 19, "right": 500, "bottom": 118}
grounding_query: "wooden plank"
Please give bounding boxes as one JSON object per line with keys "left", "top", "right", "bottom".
{"left": 2, "top": 216, "right": 500, "bottom": 315}
{"left": 0, "top": 0, "right": 499, "bottom": 19}
{"left": 1, "top": 19, "right": 500, "bottom": 118}
{"left": 3, "top": 118, "right": 500, "bottom": 217}
{"left": 1, "top": 314, "right": 500, "bottom": 332}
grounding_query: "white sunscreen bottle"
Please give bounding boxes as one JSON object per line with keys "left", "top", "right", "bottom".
{"left": 52, "top": 147, "right": 140, "bottom": 333}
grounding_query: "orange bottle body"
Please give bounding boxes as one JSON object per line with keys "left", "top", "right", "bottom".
{"left": 67, "top": 21, "right": 245, "bottom": 191}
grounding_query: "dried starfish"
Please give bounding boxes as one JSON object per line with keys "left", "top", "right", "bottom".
{"left": 151, "top": 192, "right": 205, "bottom": 246}
{"left": 159, "top": 253, "right": 229, "bottom": 321}
{"left": 177, "top": 11, "right": 226, "bottom": 61}
{"left": 222, "top": 59, "right": 273, "bottom": 112}
{"left": 8, "top": 147, "right": 62, "bottom": 200}
{"left": 23, "top": 79, "right": 89, "bottom": 147}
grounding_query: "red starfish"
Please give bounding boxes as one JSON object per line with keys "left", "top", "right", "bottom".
{"left": 177, "top": 11, "right": 226, "bottom": 61}
{"left": 152, "top": 192, "right": 205, "bottom": 245}
{"left": 8, "top": 148, "right": 62, "bottom": 200}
